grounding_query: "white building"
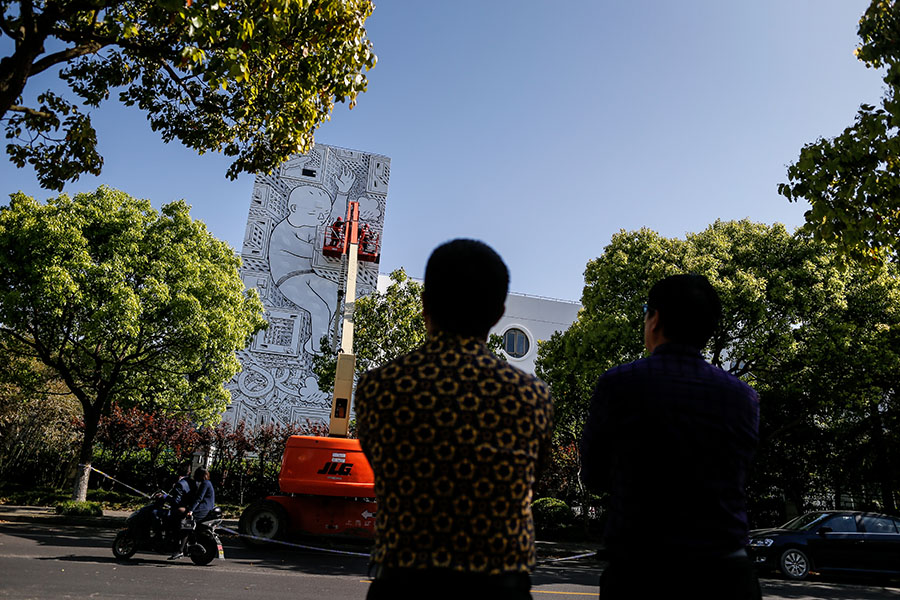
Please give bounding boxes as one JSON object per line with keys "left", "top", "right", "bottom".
{"left": 492, "top": 291, "right": 581, "bottom": 374}
{"left": 376, "top": 274, "right": 581, "bottom": 375}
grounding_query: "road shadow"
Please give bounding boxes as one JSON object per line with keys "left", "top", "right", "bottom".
{"left": 0, "top": 521, "right": 607, "bottom": 587}
{"left": 0, "top": 522, "right": 115, "bottom": 551}
{"left": 759, "top": 573, "right": 900, "bottom": 599}
{"left": 533, "top": 556, "right": 603, "bottom": 588}
{"left": 47, "top": 554, "right": 232, "bottom": 568}
{"left": 37, "top": 554, "right": 122, "bottom": 565}
{"left": 217, "top": 539, "right": 373, "bottom": 577}
{"left": 215, "top": 536, "right": 604, "bottom": 585}
{"left": 760, "top": 571, "right": 900, "bottom": 587}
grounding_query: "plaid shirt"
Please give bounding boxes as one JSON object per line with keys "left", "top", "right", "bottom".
{"left": 580, "top": 343, "right": 759, "bottom": 559}
{"left": 355, "top": 332, "right": 553, "bottom": 574}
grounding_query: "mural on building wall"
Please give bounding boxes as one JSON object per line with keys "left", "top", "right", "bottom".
{"left": 224, "top": 144, "right": 390, "bottom": 428}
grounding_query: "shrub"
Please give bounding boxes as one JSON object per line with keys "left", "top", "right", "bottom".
{"left": 534, "top": 442, "right": 581, "bottom": 505}
{"left": 532, "top": 497, "right": 574, "bottom": 526}
{"left": 0, "top": 356, "right": 81, "bottom": 489}
{"left": 1, "top": 394, "right": 330, "bottom": 509}
{"left": 55, "top": 500, "right": 102, "bottom": 516}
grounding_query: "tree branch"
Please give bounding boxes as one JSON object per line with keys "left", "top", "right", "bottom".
{"left": 30, "top": 41, "right": 103, "bottom": 75}
{"left": 0, "top": 14, "right": 18, "bottom": 40}
{"left": 45, "top": 389, "right": 75, "bottom": 396}
{"left": 762, "top": 415, "right": 808, "bottom": 444}
{"left": 6, "top": 104, "right": 54, "bottom": 119}
{"left": 50, "top": 24, "right": 180, "bottom": 63}
{"left": 160, "top": 60, "right": 201, "bottom": 106}
{"left": 56, "top": 299, "right": 79, "bottom": 359}
{"left": 0, "top": 325, "right": 39, "bottom": 351}
{"left": 21, "top": 0, "right": 35, "bottom": 32}
{"left": 0, "top": 0, "right": 44, "bottom": 118}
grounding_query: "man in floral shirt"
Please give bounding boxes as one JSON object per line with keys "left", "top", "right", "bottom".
{"left": 356, "top": 239, "right": 553, "bottom": 600}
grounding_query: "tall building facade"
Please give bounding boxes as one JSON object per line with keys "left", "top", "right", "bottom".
{"left": 224, "top": 144, "right": 390, "bottom": 428}
{"left": 224, "top": 145, "right": 581, "bottom": 428}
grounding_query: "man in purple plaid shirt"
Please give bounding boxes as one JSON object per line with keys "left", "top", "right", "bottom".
{"left": 580, "top": 274, "right": 760, "bottom": 600}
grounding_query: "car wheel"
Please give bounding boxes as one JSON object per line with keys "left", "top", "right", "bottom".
{"left": 779, "top": 548, "right": 811, "bottom": 580}
{"left": 238, "top": 500, "right": 288, "bottom": 546}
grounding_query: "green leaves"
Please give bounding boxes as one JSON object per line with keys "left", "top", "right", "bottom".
{"left": 4, "top": 92, "right": 103, "bottom": 190}
{"left": 312, "top": 268, "right": 426, "bottom": 392}
{"left": 0, "top": 186, "right": 266, "bottom": 425}
{"left": 2, "top": 0, "right": 377, "bottom": 188}
{"left": 780, "top": 0, "right": 900, "bottom": 265}
{"left": 536, "top": 220, "right": 900, "bottom": 513}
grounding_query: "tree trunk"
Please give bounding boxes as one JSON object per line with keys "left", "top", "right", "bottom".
{"left": 0, "top": 8, "right": 48, "bottom": 119}
{"left": 869, "top": 403, "right": 896, "bottom": 513}
{"left": 71, "top": 461, "right": 90, "bottom": 502}
{"left": 71, "top": 409, "right": 100, "bottom": 501}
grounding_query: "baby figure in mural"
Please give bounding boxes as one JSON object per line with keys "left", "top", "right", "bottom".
{"left": 268, "top": 165, "right": 355, "bottom": 356}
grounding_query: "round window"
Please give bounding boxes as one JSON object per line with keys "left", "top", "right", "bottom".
{"left": 503, "top": 328, "right": 530, "bottom": 359}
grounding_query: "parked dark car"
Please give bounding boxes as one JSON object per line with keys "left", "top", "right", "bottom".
{"left": 747, "top": 511, "right": 900, "bottom": 580}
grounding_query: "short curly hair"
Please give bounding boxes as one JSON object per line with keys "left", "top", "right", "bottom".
{"left": 422, "top": 239, "right": 508, "bottom": 337}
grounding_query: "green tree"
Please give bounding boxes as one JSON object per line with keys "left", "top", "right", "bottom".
{"left": 535, "top": 221, "right": 900, "bottom": 519}
{"left": 1, "top": 0, "right": 376, "bottom": 189}
{"left": 779, "top": 0, "right": 900, "bottom": 263}
{"left": 797, "top": 261, "right": 900, "bottom": 511}
{"left": 347, "top": 268, "right": 428, "bottom": 376}
{"left": 535, "top": 227, "right": 681, "bottom": 444}
{"left": 312, "top": 268, "right": 426, "bottom": 392}
{"left": 0, "top": 186, "right": 266, "bottom": 500}
{"left": 537, "top": 221, "right": 841, "bottom": 441}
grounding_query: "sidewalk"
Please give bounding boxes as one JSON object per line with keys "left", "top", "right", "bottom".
{"left": 0, "top": 504, "right": 603, "bottom": 562}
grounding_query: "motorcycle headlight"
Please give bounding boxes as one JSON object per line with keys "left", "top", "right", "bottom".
{"left": 749, "top": 538, "right": 774, "bottom": 547}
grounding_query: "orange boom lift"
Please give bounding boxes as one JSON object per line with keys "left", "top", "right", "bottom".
{"left": 239, "top": 202, "right": 378, "bottom": 542}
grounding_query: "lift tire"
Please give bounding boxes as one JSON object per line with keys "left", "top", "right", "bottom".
{"left": 238, "top": 500, "right": 289, "bottom": 546}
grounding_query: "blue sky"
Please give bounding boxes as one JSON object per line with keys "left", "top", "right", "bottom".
{"left": 0, "top": 1, "right": 886, "bottom": 301}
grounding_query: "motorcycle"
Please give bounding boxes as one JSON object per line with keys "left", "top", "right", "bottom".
{"left": 112, "top": 492, "right": 225, "bottom": 565}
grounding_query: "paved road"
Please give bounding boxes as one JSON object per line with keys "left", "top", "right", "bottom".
{"left": 0, "top": 521, "right": 598, "bottom": 599}
{"left": 1, "top": 521, "right": 899, "bottom": 599}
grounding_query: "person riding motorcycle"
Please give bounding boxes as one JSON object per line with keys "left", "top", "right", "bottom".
{"left": 113, "top": 467, "right": 223, "bottom": 565}
{"left": 169, "top": 467, "right": 215, "bottom": 560}
{"left": 147, "top": 464, "right": 192, "bottom": 540}
{"left": 187, "top": 467, "right": 215, "bottom": 521}
{"left": 165, "top": 464, "right": 196, "bottom": 537}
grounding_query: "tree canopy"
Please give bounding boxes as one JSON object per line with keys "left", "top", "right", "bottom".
{"left": 536, "top": 220, "right": 900, "bottom": 519}
{"left": 1, "top": 0, "right": 376, "bottom": 189}
{"left": 779, "top": 0, "right": 900, "bottom": 264}
{"left": 536, "top": 221, "right": 835, "bottom": 443}
{"left": 0, "top": 186, "right": 267, "bottom": 499}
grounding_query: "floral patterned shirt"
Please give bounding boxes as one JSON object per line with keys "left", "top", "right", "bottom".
{"left": 355, "top": 332, "right": 553, "bottom": 574}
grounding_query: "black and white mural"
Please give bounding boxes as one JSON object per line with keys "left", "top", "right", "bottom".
{"left": 224, "top": 144, "right": 390, "bottom": 427}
